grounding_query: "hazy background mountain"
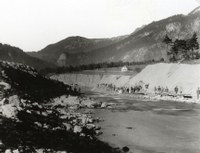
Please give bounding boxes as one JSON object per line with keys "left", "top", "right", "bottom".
{"left": 27, "top": 7, "right": 200, "bottom": 67}
{"left": 0, "top": 7, "right": 199, "bottom": 69}
{"left": 28, "top": 35, "right": 128, "bottom": 66}
{"left": 0, "top": 43, "right": 56, "bottom": 70}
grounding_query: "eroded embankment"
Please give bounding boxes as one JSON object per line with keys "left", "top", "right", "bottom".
{"left": 51, "top": 63, "right": 200, "bottom": 99}
{"left": 50, "top": 73, "right": 136, "bottom": 88}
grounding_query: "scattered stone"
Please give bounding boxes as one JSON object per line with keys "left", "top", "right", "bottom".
{"left": 73, "top": 125, "right": 83, "bottom": 133}
{"left": 95, "top": 130, "right": 103, "bottom": 136}
{"left": 42, "top": 112, "right": 48, "bottom": 116}
{"left": 35, "top": 149, "right": 44, "bottom": 153}
{"left": 0, "top": 98, "right": 8, "bottom": 105}
{"left": 122, "top": 146, "right": 130, "bottom": 152}
{"left": 87, "top": 118, "right": 94, "bottom": 123}
{"left": 0, "top": 140, "right": 5, "bottom": 152}
{"left": 80, "top": 133, "right": 86, "bottom": 137}
{"left": 86, "top": 124, "right": 95, "bottom": 130}
{"left": 13, "top": 149, "right": 19, "bottom": 153}
{"left": 63, "top": 123, "right": 72, "bottom": 131}
{"left": 126, "top": 127, "right": 133, "bottom": 130}
{"left": 1, "top": 104, "right": 18, "bottom": 118}
{"left": 5, "top": 149, "right": 12, "bottom": 153}
{"left": 69, "top": 104, "right": 80, "bottom": 110}
{"left": 95, "top": 125, "right": 101, "bottom": 130}
{"left": 101, "top": 102, "right": 107, "bottom": 108}
{"left": 26, "top": 110, "right": 31, "bottom": 114}
{"left": 81, "top": 115, "right": 88, "bottom": 124}
{"left": 34, "top": 122, "right": 43, "bottom": 128}
{"left": 8, "top": 95, "right": 20, "bottom": 105}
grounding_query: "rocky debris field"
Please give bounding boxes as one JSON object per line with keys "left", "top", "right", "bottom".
{"left": 0, "top": 94, "right": 123, "bottom": 153}
{"left": 0, "top": 61, "right": 124, "bottom": 153}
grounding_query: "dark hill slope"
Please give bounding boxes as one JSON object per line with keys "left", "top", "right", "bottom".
{"left": 0, "top": 43, "right": 56, "bottom": 70}
{"left": 0, "top": 61, "right": 72, "bottom": 101}
{"left": 28, "top": 36, "right": 127, "bottom": 66}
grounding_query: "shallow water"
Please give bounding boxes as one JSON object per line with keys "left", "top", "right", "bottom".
{"left": 86, "top": 91, "right": 200, "bottom": 153}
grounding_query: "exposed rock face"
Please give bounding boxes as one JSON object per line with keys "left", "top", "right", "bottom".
{"left": 57, "top": 53, "right": 67, "bottom": 66}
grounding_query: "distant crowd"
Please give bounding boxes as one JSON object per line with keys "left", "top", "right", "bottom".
{"left": 96, "top": 83, "right": 195, "bottom": 98}
{"left": 97, "top": 83, "right": 145, "bottom": 94}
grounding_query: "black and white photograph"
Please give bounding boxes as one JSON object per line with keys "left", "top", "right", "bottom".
{"left": 0, "top": 0, "right": 200, "bottom": 152}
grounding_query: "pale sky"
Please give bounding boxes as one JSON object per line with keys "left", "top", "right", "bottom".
{"left": 0, "top": 0, "right": 199, "bottom": 51}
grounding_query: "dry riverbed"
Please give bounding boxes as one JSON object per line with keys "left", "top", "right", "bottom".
{"left": 86, "top": 91, "right": 200, "bottom": 153}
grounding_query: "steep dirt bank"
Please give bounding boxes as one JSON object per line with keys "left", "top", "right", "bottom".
{"left": 51, "top": 73, "right": 104, "bottom": 87}
{"left": 51, "top": 63, "right": 200, "bottom": 100}
{"left": 50, "top": 73, "right": 138, "bottom": 88}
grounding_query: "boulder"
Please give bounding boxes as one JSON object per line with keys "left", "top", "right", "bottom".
{"left": 34, "top": 122, "right": 43, "bottom": 128}
{"left": 8, "top": 95, "right": 20, "bottom": 105}
{"left": 73, "top": 125, "right": 83, "bottom": 133}
{"left": 101, "top": 102, "right": 107, "bottom": 108}
{"left": 122, "top": 146, "right": 130, "bottom": 152}
{"left": 95, "top": 130, "right": 103, "bottom": 136}
{"left": 13, "top": 149, "right": 19, "bottom": 153}
{"left": 80, "top": 133, "right": 86, "bottom": 137}
{"left": 41, "top": 112, "right": 48, "bottom": 117}
{"left": 95, "top": 125, "right": 101, "bottom": 130}
{"left": 1, "top": 104, "right": 18, "bottom": 118}
{"left": 35, "top": 149, "right": 44, "bottom": 153}
{"left": 80, "top": 115, "right": 88, "bottom": 124}
{"left": 5, "top": 149, "right": 12, "bottom": 153}
{"left": 63, "top": 123, "right": 72, "bottom": 131}
{"left": 86, "top": 124, "right": 95, "bottom": 130}
{"left": 81, "top": 98, "right": 100, "bottom": 108}
{"left": 0, "top": 98, "right": 8, "bottom": 105}
{"left": 88, "top": 118, "right": 94, "bottom": 123}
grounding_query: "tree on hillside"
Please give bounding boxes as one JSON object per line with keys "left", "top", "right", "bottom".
{"left": 186, "top": 33, "right": 199, "bottom": 59}
{"left": 163, "top": 34, "right": 173, "bottom": 61}
{"left": 163, "top": 33, "right": 199, "bottom": 61}
{"left": 163, "top": 34, "right": 172, "bottom": 46}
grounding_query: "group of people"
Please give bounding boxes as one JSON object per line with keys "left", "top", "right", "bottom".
{"left": 154, "top": 86, "right": 169, "bottom": 94}
{"left": 97, "top": 83, "right": 186, "bottom": 96}
{"left": 97, "top": 83, "right": 144, "bottom": 94}
{"left": 68, "top": 84, "right": 81, "bottom": 95}
{"left": 96, "top": 82, "right": 200, "bottom": 100}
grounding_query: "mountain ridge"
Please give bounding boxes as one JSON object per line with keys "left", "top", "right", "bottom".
{"left": 0, "top": 43, "right": 56, "bottom": 70}
{"left": 29, "top": 7, "right": 200, "bottom": 66}
{"left": 2, "top": 7, "right": 200, "bottom": 68}
{"left": 28, "top": 35, "right": 128, "bottom": 66}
